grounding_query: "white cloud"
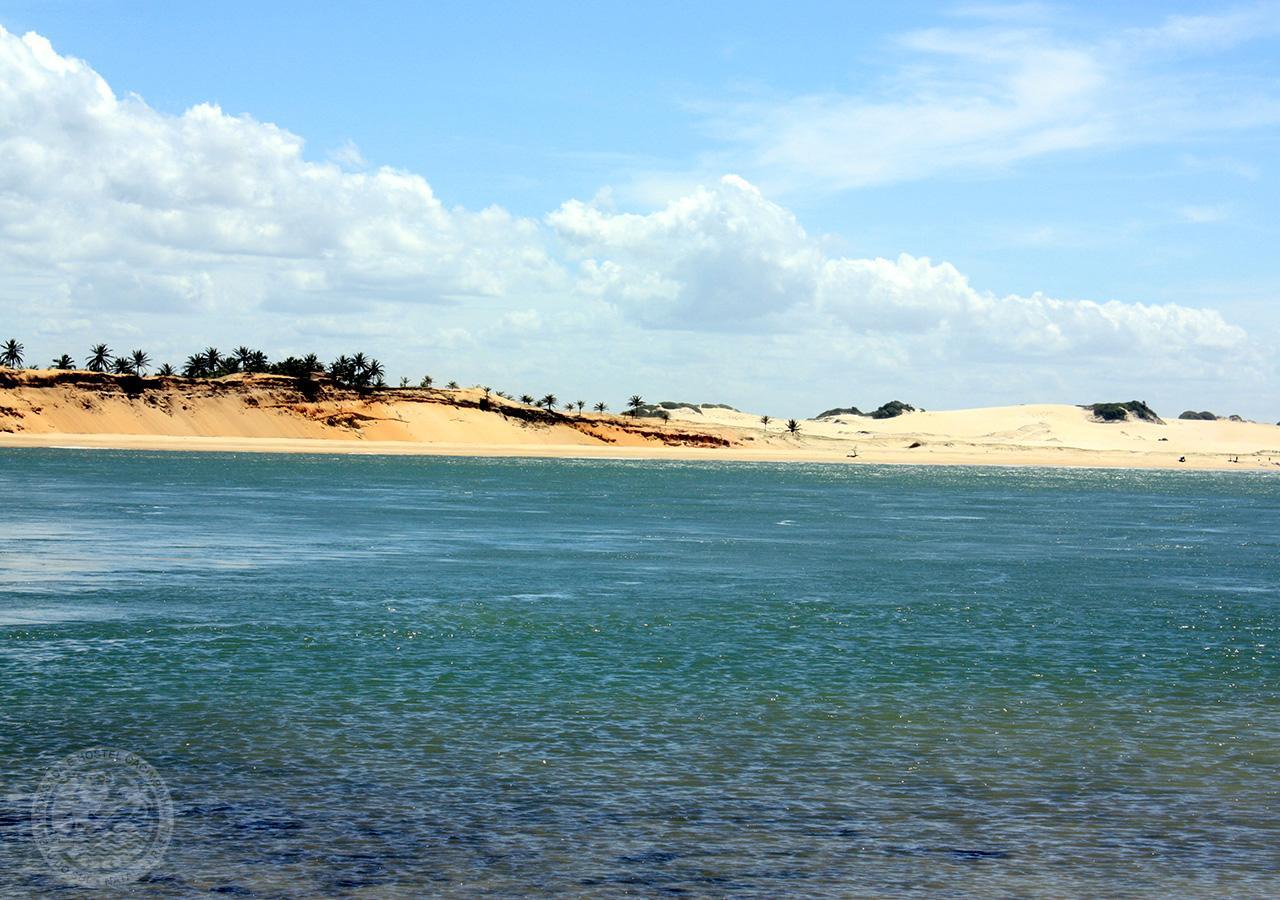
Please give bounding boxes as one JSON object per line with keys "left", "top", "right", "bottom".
{"left": 1177, "top": 204, "right": 1229, "bottom": 225}
{"left": 0, "top": 26, "right": 1266, "bottom": 414}
{"left": 552, "top": 175, "right": 1246, "bottom": 360}
{"left": 698, "top": 6, "right": 1280, "bottom": 192}
{"left": 0, "top": 27, "right": 562, "bottom": 324}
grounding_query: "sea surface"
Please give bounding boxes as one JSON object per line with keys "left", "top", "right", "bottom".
{"left": 1, "top": 449, "right": 1278, "bottom": 897}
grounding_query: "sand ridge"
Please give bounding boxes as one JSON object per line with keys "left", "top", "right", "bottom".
{"left": 1, "top": 370, "right": 1277, "bottom": 471}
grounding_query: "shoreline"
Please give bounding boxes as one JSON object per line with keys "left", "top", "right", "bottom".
{"left": 2, "top": 431, "right": 1276, "bottom": 472}
{"left": 2, "top": 372, "right": 1276, "bottom": 473}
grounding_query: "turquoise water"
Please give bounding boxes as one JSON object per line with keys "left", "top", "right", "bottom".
{"left": 1, "top": 449, "right": 1278, "bottom": 897}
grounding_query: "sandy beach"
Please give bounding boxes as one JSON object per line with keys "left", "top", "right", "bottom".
{"left": 1, "top": 370, "right": 1277, "bottom": 471}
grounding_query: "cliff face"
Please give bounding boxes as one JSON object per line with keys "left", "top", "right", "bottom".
{"left": 0, "top": 370, "right": 731, "bottom": 448}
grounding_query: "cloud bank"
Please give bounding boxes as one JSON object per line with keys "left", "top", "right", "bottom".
{"left": 0, "top": 25, "right": 1263, "bottom": 413}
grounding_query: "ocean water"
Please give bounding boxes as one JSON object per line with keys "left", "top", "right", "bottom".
{"left": 1, "top": 449, "right": 1278, "bottom": 897}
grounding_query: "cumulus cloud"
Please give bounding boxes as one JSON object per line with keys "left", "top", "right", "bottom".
{"left": 552, "top": 175, "right": 1246, "bottom": 359}
{"left": 0, "top": 25, "right": 1262, "bottom": 412}
{"left": 0, "top": 27, "right": 561, "bottom": 324}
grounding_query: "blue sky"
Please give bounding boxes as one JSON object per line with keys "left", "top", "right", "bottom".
{"left": 1, "top": 1, "right": 1278, "bottom": 416}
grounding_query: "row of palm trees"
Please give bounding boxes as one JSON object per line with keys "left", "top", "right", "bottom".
{"left": 1, "top": 339, "right": 388, "bottom": 390}
{"left": 3, "top": 337, "right": 807, "bottom": 432}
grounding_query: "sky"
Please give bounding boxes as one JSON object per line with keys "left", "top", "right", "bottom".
{"left": 1, "top": 0, "right": 1278, "bottom": 418}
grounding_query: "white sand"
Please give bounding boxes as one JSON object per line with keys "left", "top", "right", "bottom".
{"left": 1, "top": 372, "right": 1277, "bottom": 471}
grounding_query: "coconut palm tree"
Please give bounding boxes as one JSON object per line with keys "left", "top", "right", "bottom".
{"left": 243, "top": 350, "right": 269, "bottom": 373}
{"left": 130, "top": 350, "right": 150, "bottom": 375}
{"left": 787, "top": 419, "right": 801, "bottom": 434}
{"left": 203, "top": 347, "right": 223, "bottom": 374}
{"left": 540, "top": 393, "right": 557, "bottom": 411}
{"left": 760, "top": 415, "right": 771, "bottom": 427}
{"left": 329, "top": 355, "right": 354, "bottom": 388}
{"left": 563, "top": 401, "right": 575, "bottom": 412}
{"left": 1, "top": 340, "right": 24, "bottom": 368}
{"left": 157, "top": 363, "right": 175, "bottom": 376}
{"left": 420, "top": 375, "right": 434, "bottom": 388}
{"left": 182, "top": 354, "right": 207, "bottom": 378}
{"left": 627, "top": 394, "right": 644, "bottom": 416}
{"left": 593, "top": 401, "right": 607, "bottom": 413}
{"left": 520, "top": 394, "right": 534, "bottom": 405}
{"left": 446, "top": 381, "right": 459, "bottom": 389}
{"left": 365, "top": 359, "right": 385, "bottom": 388}
{"left": 111, "top": 357, "right": 135, "bottom": 375}
{"left": 233, "top": 346, "right": 255, "bottom": 371}
{"left": 86, "top": 344, "right": 112, "bottom": 372}
{"left": 51, "top": 354, "right": 76, "bottom": 370}
{"left": 576, "top": 400, "right": 585, "bottom": 412}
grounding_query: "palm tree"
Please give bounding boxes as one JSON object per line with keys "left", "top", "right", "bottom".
{"left": 157, "top": 363, "right": 175, "bottom": 376}
{"left": 787, "top": 419, "right": 801, "bottom": 435}
{"left": 329, "top": 355, "right": 355, "bottom": 388}
{"left": 111, "top": 357, "right": 135, "bottom": 375}
{"left": 51, "top": 354, "right": 76, "bottom": 370}
{"left": 420, "top": 375, "right": 434, "bottom": 388}
{"left": 627, "top": 394, "right": 644, "bottom": 416}
{"left": 563, "top": 401, "right": 575, "bottom": 411}
{"left": 203, "top": 347, "right": 223, "bottom": 374}
{"left": 365, "top": 359, "right": 385, "bottom": 387}
{"left": 446, "top": 380, "right": 459, "bottom": 389}
{"left": 1, "top": 339, "right": 24, "bottom": 368}
{"left": 576, "top": 400, "right": 585, "bottom": 412}
{"left": 540, "top": 393, "right": 557, "bottom": 411}
{"left": 520, "top": 394, "right": 534, "bottom": 405}
{"left": 86, "top": 344, "right": 112, "bottom": 372}
{"left": 182, "top": 354, "right": 207, "bottom": 378}
{"left": 233, "top": 346, "right": 255, "bottom": 371}
{"left": 302, "top": 353, "right": 323, "bottom": 373}
{"left": 593, "top": 401, "right": 607, "bottom": 413}
{"left": 130, "top": 349, "right": 150, "bottom": 375}
{"left": 760, "top": 415, "right": 771, "bottom": 427}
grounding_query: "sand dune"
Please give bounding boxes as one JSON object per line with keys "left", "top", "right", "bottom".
{"left": 1, "top": 370, "right": 1277, "bottom": 471}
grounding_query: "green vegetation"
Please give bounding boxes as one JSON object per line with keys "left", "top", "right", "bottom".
{"left": 787, "top": 418, "right": 801, "bottom": 434}
{"left": 1084, "top": 400, "right": 1163, "bottom": 424}
{"left": 86, "top": 344, "right": 112, "bottom": 371}
{"left": 2, "top": 339, "right": 24, "bottom": 368}
{"left": 816, "top": 401, "right": 915, "bottom": 419}
{"left": 870, "top": 400, "right": 916, "bottom": 419}
{"left": 51, "top": 354, "right": 75, "bottom": 370}
{"left": 1179, "top": 410, "right": 1217, "bottom": 421}
{"left": 815, "top": 405, "right": 863, "bottom": 419}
